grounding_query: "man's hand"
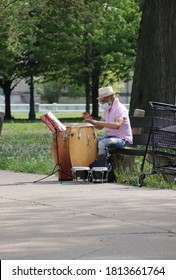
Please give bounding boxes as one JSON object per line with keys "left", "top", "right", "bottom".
{"left": 82, "top": 112, "right": 102, "bottom": 129}
{"left": 82, "top": 112, "right": 94, "bottom": 123}
{"left": 82, "top": 112, "right": 92, "bottom": 121}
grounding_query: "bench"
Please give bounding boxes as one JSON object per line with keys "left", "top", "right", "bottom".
{"left": 109, "top": 115, "right": 152, "bottom": 177}
{"left": 110, "top": 116, "right": 152, "bottom": 157}
{"left": 109, "top": 114, "right": 161, "bottom": 187}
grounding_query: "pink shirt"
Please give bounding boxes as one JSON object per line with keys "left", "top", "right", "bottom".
{"left": 102, "top": 98, "right": 133, "bottom": 144}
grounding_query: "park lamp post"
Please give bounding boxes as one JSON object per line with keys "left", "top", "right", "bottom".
{"left": 28, "top": 53, "right": 36, "bottom": 121}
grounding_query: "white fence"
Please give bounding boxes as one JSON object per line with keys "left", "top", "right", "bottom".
{"left": 0, "top": 103, "right": 130, "bottom": 113}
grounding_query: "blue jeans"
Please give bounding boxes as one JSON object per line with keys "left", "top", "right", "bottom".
{"left": 98, "top": 136, "right": 129, "bottom": 156}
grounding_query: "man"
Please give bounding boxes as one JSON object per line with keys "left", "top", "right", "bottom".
{"left": 82, "top": 86, "right": 133, "bottom": 157}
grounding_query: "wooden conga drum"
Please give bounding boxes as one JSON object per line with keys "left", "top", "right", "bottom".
{"left": 52, "top": 127, "right": 72, "bottom": 181}
{"left": 52, "top": 124, "right": 97, "bottom": 181}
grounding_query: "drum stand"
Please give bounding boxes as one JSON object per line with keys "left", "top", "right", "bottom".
{"left": 34, "top": 129, "right": 72, "bottom": 183}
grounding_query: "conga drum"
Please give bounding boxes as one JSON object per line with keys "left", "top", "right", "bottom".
{"left": 52, "top": 123, "right": 97, "bottom": 181}
{"left": 52, "top": 127, "right": 72, "bottom": 181}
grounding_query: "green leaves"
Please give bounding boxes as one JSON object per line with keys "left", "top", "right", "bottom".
{"left": 0, "top": 0, "right": 141, "bottom": 116}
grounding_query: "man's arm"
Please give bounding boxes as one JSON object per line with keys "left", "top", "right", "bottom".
{"left": 82, "top": 112, "right": 124, "bottom": 130}
{"left": 93, "top": 116, "right": 124, "bottom": 130}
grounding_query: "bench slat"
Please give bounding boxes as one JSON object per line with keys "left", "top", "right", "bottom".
{"left": 130, "top": 116, "right": 152, "bottom": 128}
{"left": 110, "top": 149, "right": 147, "bottom": 156}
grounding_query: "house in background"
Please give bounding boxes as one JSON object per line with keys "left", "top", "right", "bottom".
{"left": 0, "top": 79, "right": 132, "bottom": 105}
{"left": 0, "top": 79, "right": 40, "bottom": 104}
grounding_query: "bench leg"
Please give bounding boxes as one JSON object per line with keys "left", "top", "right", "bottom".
{"left": 138, "top": 173, "right": 146, "bottom": 187}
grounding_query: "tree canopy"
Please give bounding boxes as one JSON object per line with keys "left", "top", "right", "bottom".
{"left": 0, "top": 0, "right": 141, "bottom": 119}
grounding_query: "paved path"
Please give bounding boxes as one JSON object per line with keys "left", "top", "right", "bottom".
{"left": 0, "top": 170, "right": 176, "bottom": 260}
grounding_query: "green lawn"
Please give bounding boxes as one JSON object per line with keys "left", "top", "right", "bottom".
{"left": 9, "top": 111, "right": 86, "bottom": 120}
{"left": 0, "top": 122, "right": 54, "bottom": 174}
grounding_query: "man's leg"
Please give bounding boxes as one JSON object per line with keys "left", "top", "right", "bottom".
{"left": 98, "top": 136, "right": 129, "bottom": 156}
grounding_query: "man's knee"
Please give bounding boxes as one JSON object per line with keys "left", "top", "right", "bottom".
{"left": 98, "top": 140, "right": 106, "bottom": 155}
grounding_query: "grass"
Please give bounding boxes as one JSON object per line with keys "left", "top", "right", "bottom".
{"left": 0, "top": 122, "right": 54, "bottom": 174}
{"left": 8, "top": 111, "right": 87, "bottom": 121}
{"left": 114, "top": 157, "right": 176, "bottom": 189}
{"left": 0, "top": 112, "right": 176, "bottom": 189}
{"left": 0, "top": 112, "right": 103, "bottom": 175}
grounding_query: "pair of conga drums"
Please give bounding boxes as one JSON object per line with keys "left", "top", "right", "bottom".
{"left": 52, "top": 124, "right": 98, "bottom": 180}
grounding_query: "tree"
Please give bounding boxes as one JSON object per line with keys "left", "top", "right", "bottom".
{"left": 0, "top": 0, "right": 44, "bottom": 119}
{"left": 0, "top": 0, "right": 81, "bottom": 119}
{"left": 0, "top": 0, "right": 141, "bottom": 119}
{"left": 130, "top": 0, "right": 176, "bottom": 116}
{"left": 0, "top": 0, "right": 23, "bottom": 119}
{"left": 54, "top": 0, "right": 141, "bottom": 117}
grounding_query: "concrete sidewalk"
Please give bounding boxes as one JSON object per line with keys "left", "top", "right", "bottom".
{"left": 0, "top": 170, "right": 176, "bottom": 260}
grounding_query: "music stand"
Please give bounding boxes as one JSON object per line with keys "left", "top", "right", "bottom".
{"left": 34, "top": 112, "right": 72, "bottom": 183}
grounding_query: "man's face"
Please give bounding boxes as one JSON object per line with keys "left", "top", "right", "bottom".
{"left": 99, "top": 95, "right": 113, "bottom": 104}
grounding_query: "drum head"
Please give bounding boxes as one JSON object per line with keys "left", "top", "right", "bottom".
{"left": 72, "top": 166, "right": 90, "bottom": 171}
{"left": 91, "top": 167, "right": 108, "bottom": 171}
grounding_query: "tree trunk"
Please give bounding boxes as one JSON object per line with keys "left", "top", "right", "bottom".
{"left": 83, "top": 48, "right": 91, "bottom": 113}
{"left": 130, "top": 0, "right": 176, "bottom": 116}
{"left": 84, "top": 72, "right": 91, "bottom": 113}
{"left": 91, "top": 71, "right": 99, "bottom": 118}
{"left": 91, "top": 57, "right": 101, "bottom": 118}
{"left": 3, "top": 81, "right": 13, "bottom": 120}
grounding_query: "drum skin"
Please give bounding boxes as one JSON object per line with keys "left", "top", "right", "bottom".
{"left": 52, "top": 124, "right": 97, "bottom": 181}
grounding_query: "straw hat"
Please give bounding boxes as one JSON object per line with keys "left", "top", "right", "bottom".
{"left": 97, "top": 86, "right": 115, "bottom": 99}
